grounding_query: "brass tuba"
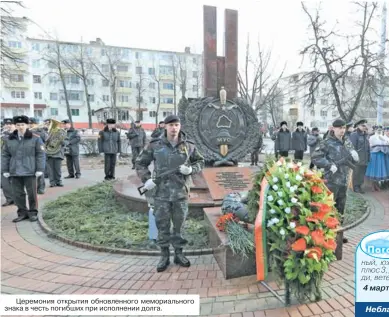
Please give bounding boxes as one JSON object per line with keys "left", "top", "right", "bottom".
{"left": 45, "top": 119, "right": 67, "bottom": 156}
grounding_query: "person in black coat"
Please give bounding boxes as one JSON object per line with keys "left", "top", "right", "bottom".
{"left": 1, "top": 118, "right": 15, "bottom": 206}
{"left": 98, "top": 118, "right": 121, "bottom": 180}
{"left": 292, "top": 121, "right": 307, "bottom": 160}
{"left": 62, "top": 119, "right": 81, "bottom": 179}
{"left": 271, "top": 121, "right": 291, "bottom": 158}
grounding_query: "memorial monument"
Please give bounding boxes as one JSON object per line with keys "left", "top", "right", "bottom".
{"left": 178, "top": 5, "right": 260, "bottom": 167}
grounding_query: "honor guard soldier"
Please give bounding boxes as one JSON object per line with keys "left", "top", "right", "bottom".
{"left": 46, "top": 123, "right": 65, "bottom": 188}
{"left": 151, "top": 121, "right": 165, "bottom": 139}
{"left": 1, "top": 118, "right": 15, "bottom": 206}
{"left": 292, "top": 121, "right": 308, "bottom": 161}
{"left": 43, "top": 119, "right": 51, "bottom": 178}
{"left": 312, "top": 119, "right": 359, "bottom": 247}
{"left": 127, "top": 120, "right": 147, "bottom": 169}
{"left": 29, "top": 117, "right": 48, "bottom": 194}
{"left": 1, "top": 115, "right": 45, "bottom": 222}
{"left": 62, "top": 119, "right": 81, "bottom": 179}
{"left": 98, "top": 118, "right": 121, "bottom": 180}
{"left": 349, "top": 119, "right": 370, "bottom": 193}
{"left": 136, "top": 115, "right": 205, "bottom": 272}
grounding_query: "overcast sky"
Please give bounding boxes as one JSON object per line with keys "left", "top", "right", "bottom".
{"left": 17, "top": 0, "right": 389, "bottom": 76}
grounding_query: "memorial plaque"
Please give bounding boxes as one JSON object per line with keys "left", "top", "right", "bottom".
{"left": 202, "top": 167, "right": 253, "bottom": 201}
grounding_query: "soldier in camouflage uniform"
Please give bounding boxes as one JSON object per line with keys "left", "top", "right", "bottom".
{"left": 312, "top": 119, "right": 359, "bottom": 245}
{"left": 136, "top": 115, "right": 205, "bottom": 272}
{"left": 29, "top": 118, "right": 48, "bottom": 194}
{"left": 127, "top": 120, "right": 147, "bottom": 169}
{"left": 151, "top": 121, "right": 165, "bottom": 139}
{"left": 1, "top": 118, "right": 15, "bottom": 206}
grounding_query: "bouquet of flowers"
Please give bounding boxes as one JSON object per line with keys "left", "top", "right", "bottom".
{"left": 264, "top": 159, "right": 339, "bottom": 302}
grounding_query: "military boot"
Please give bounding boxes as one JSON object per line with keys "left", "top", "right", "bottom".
{"left": 157, "top": 247, "right": 170, "bottom": 272}
{"left": 174, "top": 248, "right": 191, "bottom": 267}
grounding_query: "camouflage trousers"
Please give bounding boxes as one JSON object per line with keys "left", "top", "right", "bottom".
{"left": 153, "top": 198, "right": 188, "bottom": 249}
{"left": 326, "top": 183, "right": 347, "bottom": 219}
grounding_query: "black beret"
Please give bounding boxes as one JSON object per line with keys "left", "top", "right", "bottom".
{"left": 354, "top": 119, "right": 367, "bottom": 128}
{"left": 332, "top": 118, "right": 346, "bottom": 128}
{"left": 159, "top": 121, "right": 165, "bottom": 124}
{"left": 280, "top": 121, "right": 287, "bottom": 126}
{"left": 312, "top": 127, "right": 319, "bottom": 132}
{"left": 29, "top": 117, "right": 38, "bottom": 124}
{"left": 13, "top": 115, "right": 29, "bottom": 124}
{"left": 3, "top": 118, "right": 13, "bottom": 124}
{"left": 164, "top": 115, "right": 180, "bottom": 124}
{"left": 61, "top": 119, "right": 70, "bottom": 124}
{"left": 106, "top": 118, "right": 116, "bottom": 124}
{"left": 134, "top": 120, "right": 140, "bottom": 123}
{"left": 346, "top": 121, "right": 354, "bottom": 128}
{"left": 296, "top": 121, "right": 304, "bottom": 126}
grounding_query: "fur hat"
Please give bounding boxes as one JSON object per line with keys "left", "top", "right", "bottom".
{"left": 61, "top": 119, "right": 70, "bottom": 124}
{"left": 280, "top": 121, "right": 287, "bottom": 127}
{"left": 296, "top": 121, "right": 304, "bottom": 127}
{"left": 106, "top": 118, "right": 116, "bottom": 124}
{"left": 13, "top": 115, "right": 29, "bottom": 124}
{"left": 3, "top": 118, "right": 13, "bottom": 124}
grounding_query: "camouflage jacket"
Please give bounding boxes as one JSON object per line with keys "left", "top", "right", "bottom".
{"left": 135, "top": 132, "right": 205, "bottom": 201}
{"left": 150, "top": 127, "right": 164, "bottom": 139}
{"left": 311, "top": 133, "right": 358, "bottom": 186}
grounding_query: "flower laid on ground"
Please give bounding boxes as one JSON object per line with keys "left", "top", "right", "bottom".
{"left": 216, "top": 213, "right": 238, "bottom": 232}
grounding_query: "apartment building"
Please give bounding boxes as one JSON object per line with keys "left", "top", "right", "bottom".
{"left": 1, "top": 21, "right": 203, "bottom": 129}
{"left": 273, "top": 73, "right": 389, "bottom": 129}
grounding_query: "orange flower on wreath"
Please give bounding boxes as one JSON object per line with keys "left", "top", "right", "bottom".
{"left": 295, "top": 226, "right": 310, "bottom": 235}
{"left": 325, "top": 217, "right": 340, "bottom": 229}
{"left": 311, "top": 229, "right": 325, "bottom": 246}
{"left": 310, "top": 202, "right": 332, "bottom": 213}
{"left": 311, "top": 186, "right": 323, "bottom": 194}
{"left": 322, "top": 239, "right": 337, "bottom": 251}
{"left": 291, "top": 238, "right": 307, "bottom": 252}
{"left": 306, "top": 247, "right": 323, "bottom": 261}
{"left": 305, "top": 216, "right": 319, "bottom": 224}
{"left": 312, "top": 211, "right": 329, "bottom": 221}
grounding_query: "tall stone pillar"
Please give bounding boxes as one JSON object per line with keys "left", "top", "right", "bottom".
{"left": 224, "top": 9, "right": 238, "bottom": 100}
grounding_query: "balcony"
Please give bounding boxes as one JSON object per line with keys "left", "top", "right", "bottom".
{"left": 117, "top": 87, "right": 132, "bottom": 93}
{"left": 3, "top": 81, "right": 29, "bottom": 89}
{"left": 160, "top": 89, "right": 174, "bottom": 95}
{"left": 160, "top": 74, "right": 174, "bottom": 80}
{"left": 117, "top": 70, "right": 132, "bottom": 77}
{"left": 160, "top": 103, "right": 174, "bottom": 109}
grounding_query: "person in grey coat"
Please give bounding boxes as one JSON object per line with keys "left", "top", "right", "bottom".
{"left": 47, "top": 128, "right": 65, "bottom": 188}
{"left": 1, "top": 115, "right": 45, "bottom": 222}
{"left": 307, "top": 127, "right": 321, "bottom": 168}
{"left": 271, "top": 121, "right": 291, "bottom": 158}
{"left": 292, "top": 121, "right": 307, "bottom": 160}
{"left": 62, "top": 119, "right": 81, "bottom": 179}
{"left": 349, "top": 119, "right": 370, "bottom": 193}
{"left": 1, "top": 118, "right": 15, "bottom": 206}
{"left": 127, "top": 120, "right": 147, "bottom": 169}
{"left": 98, "top": 118, "right": 121, "bottom": 180}
{"left": 29, "top": 117, "right": 48, "bottom": 194}
{"left": 151, "top": 121, "right": 165, "bottom": 139}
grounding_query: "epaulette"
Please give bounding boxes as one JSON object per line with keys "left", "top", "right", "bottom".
{"left": 150, "top": 138, "right": 161, "bottom": 143}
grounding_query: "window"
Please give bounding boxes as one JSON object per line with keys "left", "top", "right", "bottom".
{"left": 50, "top": 108, "right": 58, "bottom": 116}
{"left": 310, "top": 110, "right": 315, "bottom": 117}
{"left": 160, "top": 65, "right": 173, "bottom": 75}
{"left": 10, "top": 74, "right": 24, "bottom": 82}
{"left": 321, "top": 88, "right": 327, "bottom": 94}
{"left": 102, "top": 79, "right": 109, "bottom": 87}
{"left": 192, "top": 57, "right": 197, "bottom": 64}
{"left": 163, "top": 83, "right": 174, "bottom": 90}
{"left": 102, "top": 95, "right": 110, "bottom": 102}
{"left": 50, "top": 93, "right": 58, "bottom": 100}
{"left": 88, "top": 94, "right": 94, "bottom": 102}
{"left": 49, "top": 76, "right": 58, "bottom": 84}
{"left": 162, "top": 97, "right": 173, "bottom": 104}
{"left": 118, "top": 110, "right": 129, "bottom": 121}
{"left": 118, "top": 80, "right": 131, "bottom": 88}
{"left": 136, "top": 96, "right": 143, "bottom": 103}
{"left": 11, "top": 91, "right": 25, "bottom": 99}
{"left": 138, "top": 111, "right": 144, "bottom": 121}
{"left": 149, "top": 97, "right": 156, "bottom": 104}
{"left": 32, "top": 60, "right": 40, "bottom": 68}
{"left": 321, "top": 99, "right": 328, "bottom": 105}
{"left": 180, "top": 70, "right": 187, "bottom": 78}
{"left": 135, "top": 52, "right": 141, "bottom": 59}
{"left": 149, "top": 111, "right": 157, "bottom": 117}
{"left": 192, "top": 71, "right": 198, "bottom": 77}
{"left": 117, "top": 65, "right": 129, "bottom": 72}
{"left": 163, "top": 111, "right": 173, "bottom": 117}
{"left": 33, "top": 75, "right": 41, "bottom": 83}
{"left": 320, "top": 110, "right": 328, "bottom": 117}
{"left": 87, "top": 78, "right": 94, "bottom": 86}
{"left": 71, "top": 109, "right": 80, "bottom": 116}
{"left": 64, "top": 75, "right": 80, "bottom": 85}
{"left": 47, "top": 61, "right": 56, "bottom": 69}
{"left": 148, "top": 68, "right": 155, "bottom": 75}
{"left": 192, "top": 85, "right": 198, "bottom": 92}
{"left": 136, "top": 66, "right": 142, "bottom": 74}
{"left": 332, "top": 110, "right": 338, "bottom": 117}
{"left": 61, "top": 91, "right": 81, "bottom": 101}
{"left": 289, "top": 97, "right": 296, "bottom": 104}
{"left": 102, "top": 64, "right": 109, "bottom": 72}
{"left": 34, "top": 110, "right": 43, "bottom": 118}
{"left": 8, "top": 41, "right": 21, "bottom": 48}
{"left": 118, "top": 95, "right": 129, "bottom": 102}
{"left": 101, "top": 49, "right": 106, "bottom": 56}
{"left": 34, "top": 92, "right": 42, "bottom": 100}
{"left": 122, "top": 49, "right": 130, "bottom": 58}
{"left": 149, "top": 82, "right": 156, "bottom": 89}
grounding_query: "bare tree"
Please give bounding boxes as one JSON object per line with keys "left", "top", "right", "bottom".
{"left": 237, "top": 37, "right": 285, "bottom": 113}
{"left": 89, "top": 44, "right": 122, "bottom": 119}
{"left": 135, "top": 61, "right": 147, "bottom": 121}
{"left": 171, "top": 56, "right": 178, "bottom": 114}
{"left": 62, "top": 41, "right": 94, "bottom": 128}
{"left": 192, "top": 56, "right": 203, "bottom": 98}
{"left": 1, "top": 1, "right": 27, "bottom": 82}
{"left": 176, "top": 55, "right": 188, "bottom": 98}
{"left": 151, "top": 60, "right": 162, "bottom": 125}
{"left": 41, "top": 40, "right": 73, "bottom": 126}
{"left": 299, "top": 2, "right": 383, "bottom": 122}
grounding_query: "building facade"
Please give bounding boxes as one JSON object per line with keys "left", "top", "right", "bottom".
{"left": 1, "top": 22, "right": 203, "bottom": 130}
